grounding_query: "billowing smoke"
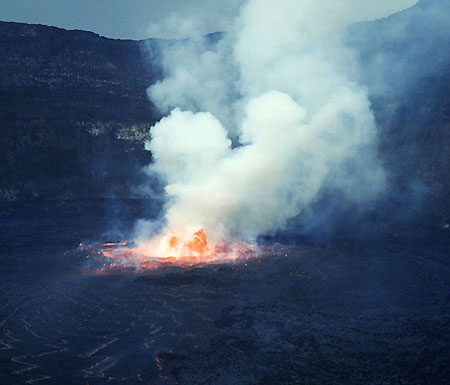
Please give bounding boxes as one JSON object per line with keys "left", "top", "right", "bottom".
{"left": 141, "top": 0, "right": 418, "bottom": 245}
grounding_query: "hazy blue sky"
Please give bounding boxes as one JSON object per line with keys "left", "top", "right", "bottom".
{"left": 0, "top": 0, "right": 243, "bottom": 39}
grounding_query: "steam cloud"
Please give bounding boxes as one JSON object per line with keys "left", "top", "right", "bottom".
{"left": 143, "top": 0, "right": 418, "bottom": 243}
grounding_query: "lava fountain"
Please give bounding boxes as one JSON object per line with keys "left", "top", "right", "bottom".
{"left": 78, "top": 229, "right": 259, "bottom": 273}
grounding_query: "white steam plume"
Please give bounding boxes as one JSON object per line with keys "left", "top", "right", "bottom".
{"left": 143, "top": 0, "right": 417, "bottom": 243}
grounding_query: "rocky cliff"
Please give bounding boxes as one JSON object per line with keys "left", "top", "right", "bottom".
{"left": 349, "top": 0, "right": 450, "bottom": 226}
{"left": 0, "top": 22, "right": 162, "bottom": 200}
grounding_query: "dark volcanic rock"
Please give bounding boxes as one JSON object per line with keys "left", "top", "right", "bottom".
{"left": 0, "top": 22, "right": 162, "bottom": 200}
{"left": 348, "top": 0, "right": 450, "bottom": 225}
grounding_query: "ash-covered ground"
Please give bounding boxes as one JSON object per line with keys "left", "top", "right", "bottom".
{"left": 1, "top": 199, "right": 450, "bottom": 384}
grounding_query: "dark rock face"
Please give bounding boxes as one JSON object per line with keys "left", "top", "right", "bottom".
{"left": 0, "top": 22, "right": 162, "bottom": 200}
{"left": 348, "top": 0, "right": 450, "bottom": 225}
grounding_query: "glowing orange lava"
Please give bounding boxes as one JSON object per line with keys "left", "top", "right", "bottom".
{"left": 103, "top": 242, "right": 128, "bottom": 247}
{"left": 81, "top": 229, "right": 259, "bottom": 272}
{"left": 186, "top": 229, "right": 208, "bottom": 255}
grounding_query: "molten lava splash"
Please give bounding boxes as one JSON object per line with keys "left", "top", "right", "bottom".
{"left": 165, "top": 229, "right": 209, "bottom": 257}
{"left": 186, "top": 229, "right": 208, "bottom": 254}
{"left": 80, "top": 229, "right": 258, "bottom": 272}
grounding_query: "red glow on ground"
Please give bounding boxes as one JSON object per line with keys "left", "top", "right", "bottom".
{"left": 79, "top": 229, "right": 260, "bottom": 273}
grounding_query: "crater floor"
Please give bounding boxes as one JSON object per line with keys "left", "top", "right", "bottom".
{"left": 1, "top": 199, "right": 450, "bottom": 384}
